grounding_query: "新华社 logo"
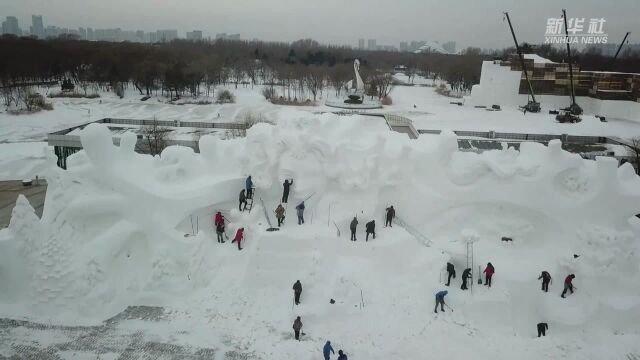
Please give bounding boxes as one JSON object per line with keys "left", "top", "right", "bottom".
{"left": 544, "top": 17, "right": 608, "bottom": 44}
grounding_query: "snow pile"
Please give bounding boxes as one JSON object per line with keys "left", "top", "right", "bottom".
{"left": 1, "top": 110, "right": 640, "bottom": 358}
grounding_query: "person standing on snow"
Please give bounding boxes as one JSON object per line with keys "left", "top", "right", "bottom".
{"left": 275, "top": 204, "right": 286, "bottom": 227}
{"left": 538, "top": 271, "right": 552, "bottom": 292}
{"left": 292, "top": 280, "right": 302, "bottom": 305}
{"left": 239, "top": 189, "right": 247, "bottom": 212}
{"left": 232, "top": 227, "right": 244, "bottom": 250}
{"left": 245, "top": 175, "right": 253, "bottom": 199}
{"left": 293, "top": 316, "right": 303, "bottom": 340}
{"left": 537, "top": 322, "right": 548, "bottom": 337}
{"left": 445, "top": 262, "right": 456, "bottom": 286}
{"left": 461, "top": 268, "right": 472, "bottom": 290}
{"left": 323, "top": 341, "right": 335, "bottom": 360}
{"left": 561, "top": 274, "right": 575, "bottom": 298}
{"left": 434, "top": 290, "right": 448, "bottom": 313}
{"left": 337, "top": 350, "right": 348, "bottom": 360}
{"left": 296, "top": 201, "right": 305, "bottom": 225}
{"left": 385, "top": 206, "right": 395, "bottom": 227}
{"left": 282, "top": 179, "right": 293, "bottom": 203}
{"left": 214, "top": 211, "right": 225, "bottom": 243}
{"left": 365, "top": 220, "right": 376, "bottom": 241}
{"left": 350, "top": 217, "right": 358, "bottom": 241}
{"left": 483, "top": 262, "right": 495, "bottom": 287}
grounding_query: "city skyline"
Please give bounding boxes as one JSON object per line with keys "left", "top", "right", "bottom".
{"left": 0, "top": 13, "right": 461, "bottom": 53}
{"left": 1, "top": 11, "right": 638, "bottom": 55}
{"left": 1, "top": 0, "right": 639, "bottom": 49}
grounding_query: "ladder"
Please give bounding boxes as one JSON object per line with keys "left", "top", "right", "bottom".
{"left": 466, "top": 241, "right": 474, "bottom": 293}
{"left": 393, "top": 216, "right": 432, "bottom": 247}
{"left": 245, "top": 187, "right": 256, "bottom": 212}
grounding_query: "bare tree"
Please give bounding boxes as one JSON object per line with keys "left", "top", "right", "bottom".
{"left": 328, "top": 63, "right": 349, "bottom": 97}
{"left": 370, "top": 72, "right": 394, "bottom": 99}
{"left": 305, "top": 66, "right": 325, "bottom": 102}
{"left": 231, "top": 62, "right": 245, "bottom": 89}
{"left": 622, "top": 137, "right": 640, "bottom": 175}
{"left": 1, "top": 87, "right": 15, "bottom": 108}
{"left": 140, "top": 119, "right": 170, "bottom": 156}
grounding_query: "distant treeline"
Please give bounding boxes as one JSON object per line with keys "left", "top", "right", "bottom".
{"left": 0, "top": 35, "right": 638, "bottom": 102}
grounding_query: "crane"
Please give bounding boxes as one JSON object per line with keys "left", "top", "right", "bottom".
{"left": 613, "top": 32, "right": 631, "bottom": 61}
{"left": 556, "top": 8, "right": 583, "bottom": 123}
{"left": 504, "top": 12, "right": 541, "bottom": 112}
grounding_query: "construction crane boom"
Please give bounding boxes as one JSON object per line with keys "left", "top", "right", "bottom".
{"left": 613, "top": 32, "right": 631, "bottom": 60}
{"left": 504, "top": 12, "right": 540, "bottom": 112}
{"left": 561, "top": 9, "right": 583, "bottom": 116}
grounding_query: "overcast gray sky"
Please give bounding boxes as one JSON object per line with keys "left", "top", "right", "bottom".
{"left": 1, "top": 0, "right": 638, "bottom": 49}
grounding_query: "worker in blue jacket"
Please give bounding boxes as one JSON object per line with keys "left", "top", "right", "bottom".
{"left": 323, "top": 341, "right": 335, "bottom": 360}
{"left": 434, "top": 290, "right": 448, "bottom": 313}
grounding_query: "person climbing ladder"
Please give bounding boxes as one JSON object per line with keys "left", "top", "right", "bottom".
{"left": 245, "top": 175, "right": 253, "bottom": 199}
{"left": 239, "top": 189, "right": 247, "bottom": 212}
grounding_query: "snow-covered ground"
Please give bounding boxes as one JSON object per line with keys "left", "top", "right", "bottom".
{"left": 1, "top": 108, "right": 640, "bottom": 359}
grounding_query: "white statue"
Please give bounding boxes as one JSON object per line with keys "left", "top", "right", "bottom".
{"left": 354, "top": 59, "right": 365, "bottom": 93}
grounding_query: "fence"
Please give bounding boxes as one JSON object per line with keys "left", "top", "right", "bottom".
{"left": 99, "top": 118, "right": 247, "bottom": 130}
{"left": 417, "top": 129, "right": 609, "bottom": 145}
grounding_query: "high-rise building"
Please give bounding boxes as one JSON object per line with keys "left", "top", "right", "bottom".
{"left": 156, "top": 29, "right": 178, "bottom": 42}
{"left": 399, "top": 41, "right": 408, "bottom": 52}
{"left": 2, "top": 16, "right": 21, "bottom": 36}
{"left": 86, "top": 28, "right": 94, "bottom": 41}
{"left": 186, "top": 30, "right": 203, "bottom": 41}
{"left": 79, "top": 27, "right": 87, "bottom": 40}
{"left": 31, "top": 15, "right": 44, "bottom": 38}
{"left": 367, "top": 39, "right": 376, "bottom": 50}
{"left": 358, "top": 38, "right": 365, "bottom": 50}
{"left": 216, "top": 33, "right": 240, "bottom": 41}
{"left": 136, "top": 30, "right": 145, "bottom": 42}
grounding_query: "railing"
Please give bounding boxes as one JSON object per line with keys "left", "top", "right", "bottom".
{"left": 417, "top": 129, "right": 608, "bottom": 145}
{"left": 99, "top": 118, "right": 247, "bottom": 130}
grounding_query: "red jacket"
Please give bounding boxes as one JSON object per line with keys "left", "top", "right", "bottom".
{"left": 564, "top": 275, "right": 573, "bottom": 285}
{"left": 484, "top": 264, "right": 495, "bottom": 276}
{"left": 232, "top": 228, "right": 244, "bottom": 244}
{"left": 215, "top": 213, "right": 224, "bottom": 226}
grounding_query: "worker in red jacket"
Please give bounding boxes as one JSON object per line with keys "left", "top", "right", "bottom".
{"left": 214, "top": 212, "right": 224, "bottom": 227}
{"left": 232, "top": 227, "right": 244, "bottom": 251}
{"left": 483, "top": 262, "right": 495, "bottom": 287}
{"left": 561, "top": 274, "right": 575, "bottom": 298}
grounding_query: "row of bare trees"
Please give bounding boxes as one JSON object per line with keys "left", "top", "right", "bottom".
{"left": 2, "top": 35, "right": 637, "bottom": 102}
{"left": 0, "top": 35, "right": 490, "bottom": 101}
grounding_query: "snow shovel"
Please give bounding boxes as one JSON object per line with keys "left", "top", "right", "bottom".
{"left": 478, "top": 266, "right": 482, "bottom": 285}
{"left": 444, "top": 303, "right": 454, "bottom": 312}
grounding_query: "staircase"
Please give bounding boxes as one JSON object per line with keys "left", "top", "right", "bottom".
{"left": 393, "top": 215, "right": 432, "bottom": 247}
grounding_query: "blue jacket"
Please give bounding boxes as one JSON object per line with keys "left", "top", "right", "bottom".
{"left": 246, "top": 176, "right": 252, "bottom": 189}
{"left": 296, "top": 202, "right": 305, "bottom": 217}
{"left": 435, "top": 290, "right": 448, "bottom": 299}
{"left": 323, "top": 342, "right": 334, "bottom": 357}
